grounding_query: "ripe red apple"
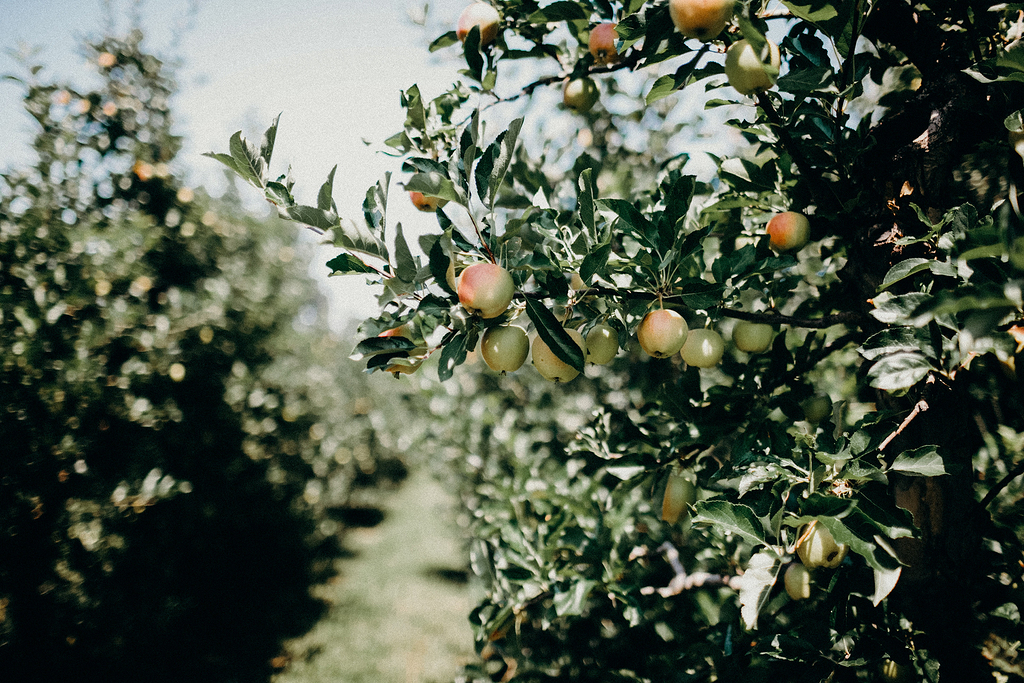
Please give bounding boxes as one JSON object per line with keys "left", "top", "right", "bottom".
{"left": 668, "top": 0, "right": 735, "bottom": 41}
{"left": 680, "top": 328, "right": 725, "bottom": 367}
{"left": 637, "top": 309, "right": 688, "bottom": 358}
{"left": 563, "top": 77, "right": 600, "bottom": 113}
{"left": 585, "top": 324, "right": 618, "bottom": 365}
{"left": 732, "top": 320, "right": 774, "bottom": 353}
{"left": 532, "top": 329, "right": 585, "bottom": 382}
{"left": 767, "top": 211, "right": 810, "bottom": 252}
{"left": 724, "top": 38, "right": 781, "bottom": 95}
{"left": 457, "top": 262, "right": 515, "bottom": 318}
{"left": 409, "top": 190, "right": 447, "bottom": 212}
{"left": 457, "top": 2, "right": 501, "bottom": 45}
{"left": 783, "top": 563, "right": 812, "bottom": 600}
{"left": 661, "top": 471, "right": 696, "bottom": 523}
{"left": 796, "top": 522, "right": 848, "bottom": 569}
{"left": 480, "top": 325, "right": 529, "bottom": 373}
{"left": 588, "top": 22, "right": 619, "bottom": 65}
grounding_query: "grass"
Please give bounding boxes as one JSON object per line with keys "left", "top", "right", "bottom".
{"left": 273, "top": 467, "right": 476, "bottom": 683}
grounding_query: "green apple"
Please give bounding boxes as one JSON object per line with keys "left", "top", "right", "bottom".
{"left": 563, "top": 77, "right": 600, "bottom": 113}
{"left": 783, "top": 563, "right": 812, "bottom": 600}
{"left": 585, "top": 324, "right": 618, "bottom": 365}
{"left": 802, "top": 394, "right": 832, "bottom": 424}
{"left": 732, "top": 320, "right": 774, "bottom": 353}
{"left": 458, "top": 262, "right": 515, "bottom": 318}
{"left": 767, "top": 211, "right": 810, "bottom": 252}
{"left": 637, "top": 309, "right": 688, "bottom": 358}
{"left": 457, "top": 2, "right": 501, "bottom": 45}
{"left": 796, "top": 522, "right": 848, "bottom": 569}
{"left": 661, "top": 471, "right": 697, "bottom": 524}
{"left": 680, "top": 328, "right": 725, "bottom": 367}
{"left": 668, "top": 0, "right": 735, "bottom": 41}
{"left": 724, "top": 38, "right": 781, "bottom": 95}
{"left": 532, "top": 329, "right": 585, "bottom": 382}
{"left": 480, "top": 325, "right": 529, "bottom": 373}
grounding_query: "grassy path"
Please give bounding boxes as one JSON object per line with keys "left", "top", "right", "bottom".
{"left": 275, "top": 468, "right": 475, "bottom": 683}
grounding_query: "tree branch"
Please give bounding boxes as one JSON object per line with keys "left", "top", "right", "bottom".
{"left": 978, "top": 458, "right": 1024, "bottom": 511}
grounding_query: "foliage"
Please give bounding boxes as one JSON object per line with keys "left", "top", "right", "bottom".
{"left": 213, "top": 1, "right": 1024, "bottom": 681}
{"left": 0, "top": 30, "right": 405, "bottom": 682}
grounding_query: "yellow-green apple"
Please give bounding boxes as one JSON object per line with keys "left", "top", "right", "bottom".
{"left": 458, "top": 262, "right": 515, "bottom": 318}
{"left": 563, "top": 77, "right": 600, "bottom": 113}
{"left": 457, "top": 2, "right": 501, "bottom": 45}
{"left": 724, "top": 38, "right": 781, "bottom": 95}
{"left": 680, "top": 328, "right": 725, "bottom": 367}
{"left": 588, "top": 22, "right": 619, "bottom": 65}
{"left": 783, "top": 563, "right": 812, "bottom": 600}
{"left": 480, "top": 325, "right": 529, "bottom": 373}
{"left": 532, "top": 329, "right": 585, "bottom": 382}
{"left": 801, "top": 394, "right": 832, "bottom": 424}
{"left": 669, "top": 0, "right": 735, "bottom": 41}
{"left": 796, "top": 522, "right": 848, "bottom": 569}
{"left": 661, "top": 471, "right": 696, "bottom": 523}
{"left": 585, "top": 324, "right": 618, "bottom": 365}
{"left": 570, "top": 271, "right": 588, "bottom": 291}
{"left": 732, "top": 320, "right": 774, "bottom": 353}
{"left": 409, "top": 190, "right": 447, "bottom": 212}
{"left": 767, "top": 211, "right": 810, "bottom": 252}
{"left": 637, "top": 309, "right": 688, "bottom": 358}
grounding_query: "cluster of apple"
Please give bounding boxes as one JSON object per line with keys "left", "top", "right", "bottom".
{"left": 782, "top": 521, "right": 849, "bottom": 602}
{"left": 455, "top": 0, "right": 782, "bottom": 116}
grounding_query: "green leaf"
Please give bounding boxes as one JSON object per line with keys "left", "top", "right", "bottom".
{"left": 601, "top": 198, "right": 656, "bottom": 249}
{"left": 326, "top": 252, "right": 374, "bottom": 275}
{"left": 280, "top": 204, "right": 339, "bottom": 233}
{"left": 554, "top": 579, "right": 596, "bottom": 617}
{"left": 333, "top": 218, "right": 389, "bottom": 261}
{"left": 392, "top": 222, "right": 416, "bottom": 282}
{"left": 890, "top": 445, "right": 947, "bottom": 477}
{"left": 527, "top": 1, "right": 588, "bottom": 23}
{"left": 577, "top": 168, "right": 596, "bottom": 237}
{"left": 872, "top": 566, "right": 902, "bottom": 606}
{"left": 487, "top": 118, "right": 523, "bottom": 210}
{"left": 318, "top": 165, "right": 337, "bottom": 212}
{"left": 866, "top": 352, "right": 932, "bottom": 391}
{"left": 692, "top": 500, "right": 767, "bottom": 547}
{"left": 350, "top": 336, "right": 416, "bottom": 360}
{"left": 405, "top": 172, "right": 463, "bottom": 206}
{"left": 402, "top": 84, "right": 427, "bottom": 134}
{"left": 869, "top": 291, "right": 932, "bottom": 325}
{"left": 438, "top": 332, "right": 471, "bottom": 382}
{"left": 203, "top": 151, "right": 243, "bottom": 177}
{"left": 878, "top": 258, "right": 932, "bottom": 292}
{"left": 429, "top": 31, "right": 459, "bottom": 52}
{"left": 259, "top": 113, "right": 280, "bottom": 166}
{"left": 580, "top": 243, "right": 612, "bottom": 284}
{"left": 264, "top": 180, "right": 294, "bottom": 207}
{"left": 228, "top": 129, "right": 267, "bottom": 187}
{"left": 739, "top": 549, "right": 781, "bottom": 630}
{"left": 525, "top": 298, "right": 585, "bottom": 372}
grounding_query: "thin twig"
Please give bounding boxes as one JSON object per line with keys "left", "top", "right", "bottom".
{"left": 978, "top": 458, "right": 1024, "bottom": 510}
{"left": 878, "top": 399, "right": 930, "bottom": 452}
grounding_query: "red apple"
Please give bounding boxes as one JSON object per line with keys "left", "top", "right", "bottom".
{"left": 409, "top": 190, "right": 447, "bottom": 212}
{"left": 767, "top": 211, "right": 810, "bottom": 252}
{"left": 457, "top": 262, "right": 515, "bottom": 318}
{"left": 588, "top": 23, "right": 619, "bottom": 65}
{"left": 637, "top": 309, "right": 688, "bottom": 358}
{"left": 457, "top": 3, "right": 501, "bottom": 45}
{"left": 668, "top": 0, "right": 735, "bottom": 41}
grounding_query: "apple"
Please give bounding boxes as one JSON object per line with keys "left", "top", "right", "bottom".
{"left": 732, "top": 320, "right": 774, "bottom": 353}
{"left": 661, "top": 471, "right": 696, "bottom": 523}
{"left": 767, "top": 211, "right": 810, "bottom": 252}
{"left": 532, "top": 329, "right": 585, "bottom": 382}
{"left": 480, "top": 325, "right": 529, "bottom": 374}
{"left": 458, "top": 262, "right": 515, "bottom": 318}
{"left": 457, "top": 2, "right": 501, "bottom": 45}
{"left": 796, "top": 521, "right": 848, "bottom": 569}
{"left": 724, "top": 38, "right": 781, "bottom": 95}
{"left": 668, "top": 0, "right": 735, "bottom": 41}
{"left": 680, "top": 328, "right": 725, "bottom": 367}
{"left": 879, "top": 659, "right": 912, "bottom": 683}
{"left": 409, "top": 190, "right": 447, "bottom": 212}
{"left": 637, "top": 309, "right": 688, "bottom": 358}
{"left": 783, "top": 563, "right": 812, "bottom": 600}
{"left": 570, "top": 271, "right": 588, "bottom": 291}
{"left": 801, "top": 394, "right": 832, "bottom": 424}
{"left": 563, "top": 77, "right": 600, "bottom": 113}
{"left": 585, "top": 324, "right": 618, "bottom": 365}
{"left": 588, "top": 23, "right": 620, "bottom": 65}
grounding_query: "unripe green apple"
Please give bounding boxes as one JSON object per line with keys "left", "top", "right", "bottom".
{"left": 480, "top": 325, "right": 529, "bottom": 373}
{"left": 409, "top": 190, "right": 448, "bottom": 212}
{"left": 801, "top": 394, "right": 832, "bottom": 424}
{"left": 563, "top": 77, "right": 600, "bottom": 113}
{"left": 588, "top": 22, "right": 619, "bottom": 65}
{"left": 783, "top": 563, "right": 812, "bottom": 600}
{"left": 570, "top": 271, "right": 587, "bottom": 291}
{"left": 637, "top": 309, "right": 688, "bottom": 358}
{"left": 796, "top": 522, "right": 848, "bottom": 569}
{"left": 767, "top": 211, "right": 810, "bottom": 252}
{"left": 457, "top": 2, "right": 501, "bottom": 45}
{"left": 585, "top": 324, "right": 618, "bottom": 365}
{"left": 532, "top": 329, "right": 585, "bottom": 382}
{"left": 458, "top": 262, "right": 515, "bottom": 318}
{"left": 661, "top": 471, "right": 696, "bottom": 523}
{"left": 724, "top": 38, "right": 781, "bottom": 95}
{"left": 879, "top": 659, "right": 912, "bottom": 683}
{"left": 668, "top": 0, "right": 735, "bottom": 41}
{"left": 680, "top": 328, "right": 725, "bottom": 367}
{"left": 732, "top": 320, "right": 774, "bottom": 353}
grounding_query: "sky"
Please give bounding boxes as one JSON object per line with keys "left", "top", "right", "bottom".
{"left": 0, "top": 0, "right": 481, "bottom": 328}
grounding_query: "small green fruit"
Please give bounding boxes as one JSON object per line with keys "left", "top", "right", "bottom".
{"left": 585, "top": 324, "right": 618, "bottom": 365}
{"left": 680, "top": 328, "right": 725, "bottom": 367}
{"left": 480, "top": 325, "right": 529, "bottom": 373}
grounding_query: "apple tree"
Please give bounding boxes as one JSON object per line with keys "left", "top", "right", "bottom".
{"left": 212, "top": 0, "right": 1024, "bottom": 680}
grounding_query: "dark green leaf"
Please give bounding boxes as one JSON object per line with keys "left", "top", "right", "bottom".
{"left": 554, "top": 579, "right": 596, "bottom": 617}
{"left": 692, "top": 500, "right": 767, "bottom": 547}
{"left": 392, "top": 222, "right": 416, "bottom": 282}
{"left": 438, "top": 332, "right": 471, "bottom": 381}
{"left": 890, "top": 445, "right": 947, "bottom": 477}
{"left": 525, "top": 298, "right": 585, "bottom": 372}
{"left": 326, "top": 252, "right": 374, "bottom": 275}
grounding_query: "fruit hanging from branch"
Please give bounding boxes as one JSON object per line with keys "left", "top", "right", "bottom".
{"left": 637, "top": 309, "right": 688, "bottom": 359}
{"left": 457, "top": 262, "right": 515, "bottom": 319}
{"left": 532, "top": 329, "right": 585, "bottom": 382}
{"left": 724, "top": 38, "right": 781, "bottom": 95}
{"left": 457, "top": 2, "right": 501, "bottom": 45}
{"left": 668, "top": 0, "right": 735, "bottom": 41}
{"left": 480, "top": 325, "right": 529, "bottom": 374}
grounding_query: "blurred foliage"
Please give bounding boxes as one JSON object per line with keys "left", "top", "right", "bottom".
{"left": 0, "top": 29, "right": 409, "bottom": 683}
